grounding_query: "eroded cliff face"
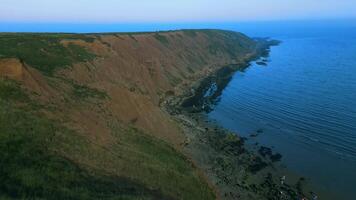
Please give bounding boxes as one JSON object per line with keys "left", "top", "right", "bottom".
{"left": 64, "top": 31, "right": 257, "bottom": 146}
{"left": 0, "top": 30, "right": 258, "bottom": 199}
{"left": 1, "top": 30, "right": 257, "bottom": 145}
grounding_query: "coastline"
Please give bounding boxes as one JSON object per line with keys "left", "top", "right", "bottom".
{"left": 163, "top": 39, "right": 323, "bottom": 199}
{"left": 1, "top": 30, "right": 290, "bottom": 199}
{"left": 1, "top": 29, "right": 348, "bottom": 199}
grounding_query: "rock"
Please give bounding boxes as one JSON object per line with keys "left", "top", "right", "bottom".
{"left": 270, "top": 153, "right": 282, "bottom": 162}
{"left": 256, "top": 61, "right": 267, "bottom": 66}
{"left": 248, "top": 156, "right": 268, "bottom": 173}
{"left": 250, "top": 133, "right": 259, "bottom": 137}
{"left": 257, "top": 129, "right": 264, "bottom": 133}
{"left": 258, "top": 146, "right": 273, "bottom": 157}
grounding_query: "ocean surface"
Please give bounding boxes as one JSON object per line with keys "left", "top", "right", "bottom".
{"left": 208, "top": 23, "right": 356, "bottom": 199}
{"left": 2, "top": 20, "right": 356, "bottom": 199}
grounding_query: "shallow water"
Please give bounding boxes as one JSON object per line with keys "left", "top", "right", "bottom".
{"left": 208, "top": 27, "right": 356, "bottom": 199}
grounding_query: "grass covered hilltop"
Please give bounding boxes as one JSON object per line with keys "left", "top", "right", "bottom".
{"left": 0, "top": 30, "right": 309, "bottom": 200}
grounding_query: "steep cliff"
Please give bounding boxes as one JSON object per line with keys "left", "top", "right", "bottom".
{"left": 0, "top": 30, "right": 259, "bottom": 199}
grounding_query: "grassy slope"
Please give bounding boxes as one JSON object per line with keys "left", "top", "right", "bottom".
{"left": 0, "top": 78, "right": 214, "bottom": 199}
{"left": 0, "top": 32, "right": 218, "bottom": 200}
{"left": 0, "top": 33, "right": 95, "bottom": 75}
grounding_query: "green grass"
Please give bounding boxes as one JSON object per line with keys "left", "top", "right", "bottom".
{"left": 0, "top": 79, "right": 29, "bottom": 101}
{"left": 154, "top": 34, "right": 169, "bottom": 46}
{"left": 106, "top": 126, "right": 215, "bottom": 200}
{"left": 0, "top": 78, "right": 158, "bottom": 199}
{"left": 72, "top": 83, "right": 108, "bottom": 100}
{"left": 0, "top": 34, "right": 96, "bottom": 75}
{"left": 182, "top": 30, "right": 198, "bottom": 37}
{"left": 0, "top": 101, "right": 170, "bottom": 200}
{"left": 0, "top": 78, "right": 215, "bottom": 200}
{"left": 200, "top": 30, "right": 256, "bottom": 58}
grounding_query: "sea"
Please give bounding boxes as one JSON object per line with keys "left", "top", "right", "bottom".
{"left": 208, "top": 21, "right": 356, "bottom": 199}
{"left": 1, "top": 19, "right": 356, "bottom": 199}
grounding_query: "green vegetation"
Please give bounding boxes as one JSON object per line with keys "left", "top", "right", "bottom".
{"left": 201, "top": 30, "right": 256, "bottom": 58}
{"left": 0, "top": 101, "right": 169, "bottom": 200}
{"left": 207, "top": 41, "right": 222, "bottom": 55}
{"left": 0, "top": 79, "right": 28, "bottom": 101}
{"left": 105, "top": 125, "right": 215, "bottom": 200}
{"left": 72, "top": 83, "right": 108, "bottom": 100}
{"left": 129, "top": 34, "right": 138, "bottom": 42}
{"left": 0, "top": 34, "right": 96, "bottom": 75}
{"left": 0, "top": 78, "right": 214, "bottom": 199}
{"left": 182, "top": 30, "right": 198, "bottom": 37}
{"left": 154, "top": 34, "right": 169, "bottom": 45}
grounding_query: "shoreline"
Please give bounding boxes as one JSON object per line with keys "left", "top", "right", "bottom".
{"left": 163, "top": 40, "right": 324, "bottom": 199}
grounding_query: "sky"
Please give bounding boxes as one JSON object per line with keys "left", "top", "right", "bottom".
{"left": 1, "top": 0, "right": 356, "bottom": 23}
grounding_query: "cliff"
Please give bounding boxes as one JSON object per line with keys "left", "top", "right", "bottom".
{"left": 0, "top": 30, "right": 260, "bottom": 199}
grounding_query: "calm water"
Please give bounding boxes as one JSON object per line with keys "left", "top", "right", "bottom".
{"left": 209, "top": 26, "right": 356, "bottom": 199}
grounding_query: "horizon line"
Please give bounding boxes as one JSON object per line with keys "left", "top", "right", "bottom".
{"left": 1, "top": 17, "right": 356, "bottom": 25}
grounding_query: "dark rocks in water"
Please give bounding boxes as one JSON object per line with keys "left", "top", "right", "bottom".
{"left": 270, "top": 153, "right": 282, "bottom": 162}
{"left": 250, "top": 133, "right": 259, "bottom": 137}
{"left": 258, "top": 146, "right": 273, "bottom": 157}
{"left": 258, "top": 146, "right": 283, "bottom": 162}
{"left": 181, "top": 65, "right": 235, "bottom": 113}
{"left": 248, "top": 156, "right": 268, "bottom": 173}
{"left": 310, "top": 191, "right": 318, "bottom": 200}
{"left": 256, "top": 61, "right": 267, "bottom": 66}
{"left": 250, "top": 129, "right": 264, "bottom": 137}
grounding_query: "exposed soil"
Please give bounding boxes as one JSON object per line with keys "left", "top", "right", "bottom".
{"left": 0, "top": 58, "right": 23, "bottom": 80}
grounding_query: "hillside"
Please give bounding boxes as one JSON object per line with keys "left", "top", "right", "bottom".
{"left": 0, "top": 30, "right": 260, "bottom": 199}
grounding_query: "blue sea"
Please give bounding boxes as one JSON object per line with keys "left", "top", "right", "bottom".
{"left": 2, "top": 20, "right": 356, "bottom": 199}
{"left": 209, "top": 22, "right": 356, "bottom": 199}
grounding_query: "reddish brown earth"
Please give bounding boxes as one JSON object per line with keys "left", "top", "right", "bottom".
{"left": 0, "top": 30, "right": 256, "bottom": 146}
{"left": 0, "top": 58, "right": 23, "bottom": 80}
{"left": 0, "top": 30, "right": 259, "bottom": 199}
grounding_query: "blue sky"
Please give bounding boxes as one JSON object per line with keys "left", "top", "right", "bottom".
{"left": 1, "top": 0, "right": 356, "bottom": 23}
